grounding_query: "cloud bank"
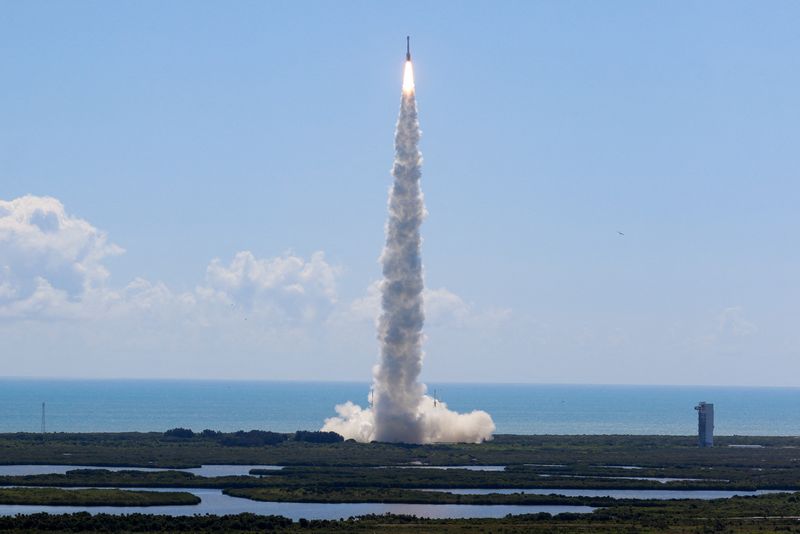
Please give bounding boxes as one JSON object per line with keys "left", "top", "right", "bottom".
{"left": 0, "top": 195, "right": 123, "bottom": 318}
{"left": 0, "top": 195, "right": 501, "bottom": 380}
{"left": 0, "top": 194, "right": 791, "bottom": 386}
{"left": 0, "top": 196, "right": 340, "bottom": 323}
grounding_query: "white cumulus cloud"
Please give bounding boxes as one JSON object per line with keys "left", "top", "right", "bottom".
{"left": 0, "top": 194, "right": 509, "bottom": 380}
{"left": 0, "top": 195, "right": 123, "bottom": 318}
{"left": 200, "top": 250, "right": 339, "bottom": 323}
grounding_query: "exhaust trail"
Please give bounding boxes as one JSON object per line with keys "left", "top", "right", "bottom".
{"left": 323, "top": 40, "right": 495, "bottom": 443}
{"left": 372, "top": 46, "right": 425, "bottom": 443}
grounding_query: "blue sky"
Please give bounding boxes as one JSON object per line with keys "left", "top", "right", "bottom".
{"left": 1, "top": 1, "right": 799, "bottom": 385}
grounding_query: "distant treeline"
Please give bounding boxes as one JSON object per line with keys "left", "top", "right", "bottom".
{"left": 0, "top": 487, "right": 200, "bottom": 506}
{"left": 0, "top": 511, "right": 560, "bottom": 533}
{"left": 0, "top": 512, "right": 294, "bottom": 532}
{"left": 163, "top": 428, "right": 343, "bottom": 446}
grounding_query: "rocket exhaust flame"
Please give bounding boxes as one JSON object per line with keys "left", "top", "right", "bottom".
{"left": 402, "top": 61, "right": 415, "bottom": 94}
{"left": 322, "top": 39, "right": 495, "bottom": 444}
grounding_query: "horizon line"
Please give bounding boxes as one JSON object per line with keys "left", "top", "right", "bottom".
{"left": 2, "top": 376, "right": 800, "bottom": 390}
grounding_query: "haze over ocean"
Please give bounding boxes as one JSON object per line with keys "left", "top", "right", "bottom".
{"left": 2, "top": 379, "right": 798, "bottom": 436}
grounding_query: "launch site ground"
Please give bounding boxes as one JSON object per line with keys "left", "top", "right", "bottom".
{"left": 3, "top": 433, "right": 800, "bottom": 531}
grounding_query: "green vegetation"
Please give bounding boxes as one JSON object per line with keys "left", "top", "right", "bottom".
{"left": 0, "top": 469, "right": 255, "bottom": 489}
{"left": 4, "top": 432, "right": 800, "bottom": 490}
{"left": 6, "top": 433, "right": 800, "bottom": 532}
{"left": 0, "top": 432, "right": 796, "bottom": 464}
{"left": 8, "top": 496, "right": 800, "bottom": 534}
{"left": 0, "top": 487, "right": 200, "bottom": 507}
{"left": 294, "top": 430, "right": 344, "bottom": 443}
{"left": 0, "top": 464, "right": 784, "bottom": 491}
{"left": 224, "top": 486, "right": 642, "bottom": 506}
{"left": 0, "top": 512, "right": 294, "bottom": 533}
{"left": 162, "top": 428, "right": 194, "bottom": 439}
{"left": 218, "top": 430, "right": 289, "bottom": 447}
{"left": 260, "top": 465, "right": 780, "bottom": 491}
{"left": 4, "top": 432, "right": 800, "bottom": 470}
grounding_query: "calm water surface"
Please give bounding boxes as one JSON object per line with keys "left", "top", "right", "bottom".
{"left": 0, "top": 488, "right": 594, "bottom": 519}
{"left": 3, "top": 379, "right": 800, "bottom": 434}
{"left": 374, "top": 465, "right": 507, "bottom": 471}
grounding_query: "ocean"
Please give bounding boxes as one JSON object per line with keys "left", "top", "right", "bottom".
{"left": 1, "top": 379, "right": 798, "bottom": 435}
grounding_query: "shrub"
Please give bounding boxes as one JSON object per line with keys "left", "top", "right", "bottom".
{"left": 218, "top": 430, "right": 288, "bottom": 447}
{"left": 294, "top": 430, "right": 344, "bottom": 443}
{"left": 163, "top": 428, "right": 194, "bottom": 439}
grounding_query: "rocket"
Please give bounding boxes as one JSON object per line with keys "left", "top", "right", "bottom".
{"left": 406, "top": 36, "right": 411, "bottom": 61}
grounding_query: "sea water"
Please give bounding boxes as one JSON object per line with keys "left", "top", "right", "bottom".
{"left": 1, "top": 379, "right": 799, "bottom": 435}
{"left": 0, "top": 488, "right": 595, "bottom": 519}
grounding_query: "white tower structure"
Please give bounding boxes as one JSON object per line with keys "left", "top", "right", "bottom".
{"left": 694, "top": 402, "right": 714, "bottom": 447}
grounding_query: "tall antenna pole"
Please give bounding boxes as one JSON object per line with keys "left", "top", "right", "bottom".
{"left": 41, "top": 402, "right": 46, "bottom": 435}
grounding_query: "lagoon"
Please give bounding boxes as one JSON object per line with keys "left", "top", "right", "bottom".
{"left": 0, "top": 488, "right": 594, "bottom": 519}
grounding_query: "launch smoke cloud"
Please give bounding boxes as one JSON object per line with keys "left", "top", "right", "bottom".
{"left": 322, "top": 49, "right": 495, "bottom": 444}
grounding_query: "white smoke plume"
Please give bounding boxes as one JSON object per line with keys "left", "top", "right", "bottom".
{"left": 322, "top": 57, "right": 495, "bottom": 444}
